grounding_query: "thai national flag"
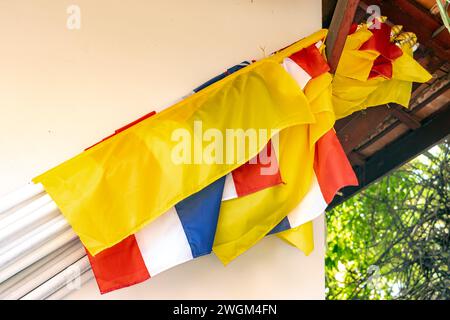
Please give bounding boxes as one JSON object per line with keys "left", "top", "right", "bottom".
{"left": 87, "top": 177, "right": 225, "bottom": 293}
{"left": 87, "top": 144, "right": 282, "bottom": 294}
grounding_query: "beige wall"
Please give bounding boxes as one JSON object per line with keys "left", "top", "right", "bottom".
{"left": 0, "top": 0, "right": 324, "bottom": 299}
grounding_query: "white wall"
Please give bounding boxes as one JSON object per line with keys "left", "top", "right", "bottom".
{"left": 0, "top": 0, "right": 324, "bottom": 299}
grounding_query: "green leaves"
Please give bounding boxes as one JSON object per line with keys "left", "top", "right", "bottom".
{"left": 326, "top": 141, "right": 450, "bottom": 300}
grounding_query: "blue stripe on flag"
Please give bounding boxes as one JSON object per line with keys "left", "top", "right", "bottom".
{"left": 175, "top": 177, "right": 226, "bottom": 258}
{"left": 193, "top": 61, "right": 251, "bottom": 92}
{"left": 268, "top": 217, "right": 291, "bottom": 235}
{"left": 171, "top": 60, "right": 251, "bottom": 259}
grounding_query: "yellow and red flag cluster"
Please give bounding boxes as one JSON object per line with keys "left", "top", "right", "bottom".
{"left": 333, "top": 21, "right": 432, "bottom": 119}
{"left": 31, "top": 26, "right": 431, "bottom": 293}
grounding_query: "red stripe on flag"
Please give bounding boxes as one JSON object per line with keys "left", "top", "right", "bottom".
{"left": 115, "top": 111, "right": 157, "bottom": 134}
{"left": 86, "top": 235, "right": 150, "bottom": 294}
{"left": 289, "top": 43, "right": 330, "bottom": 78}
{"left": 369, "top": 55, "right": 393, "bottom": 79}
{"left": 359, "top": 23, "right": 402, "bottom": 80}
{"left": 314, "top": 130, "right": 358, "bottom": 204}
{"left": 348, "top": 23, "right": 358, "bottom": 35}
{"left": 360, "top": 23, "right": 403, "bottom": 61}
{"left": 232, "top": 141, "right": 283, "bottom": 197}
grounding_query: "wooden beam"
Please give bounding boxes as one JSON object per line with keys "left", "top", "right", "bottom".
{"left": 334, "top": 112, "right": 358, "bottom": 132}
{"left": 336, "top": 80, "right": 449, "bottom": 155}
{"left": 410, "top": 81, "right": 450, "bottom": 114}
{"left": 326, "top": 0, "right": 361, "bottom": 73}
{"left": 329, "top": 104, "right": 450, "bottom": 209}
{"left": 347, "top": 151, "right": 366, "bottom": 166}
{"left": 322, "top": 0, "right": 338, "bottom": 28}
{"left": 336, "top": 106, "right": 391, "bottom": 154}
{"left": 389, "top": 104, "right": 422, "bottom": 130}
{"left": 351, "top": 83, "right": 450, "bottom": 155}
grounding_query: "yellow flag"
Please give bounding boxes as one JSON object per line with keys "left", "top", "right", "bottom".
{"left": 335, "top": 27, "right": 378, "bottom": 81}
{"left": 213, "top": 70, "right": 334, "bottom": 264}
{"left": 274, "top": 72, "right": 335, "bottom": 258}
{"left": 277, "top": 221, "right": 314, "bottom": 255}
{"left": 33, "top": 30, "right": 328, "bottom": 256}
{"left": 332, "top": 28, "right": 432, "bottom": 120}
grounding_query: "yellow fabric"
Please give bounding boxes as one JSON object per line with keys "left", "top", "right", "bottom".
{"left": 335, "top": 27, "right": 378, "bottom": 82}
{"left": 392, "top": 46, "right": 432, "bottom": 83}
{"left": 274, "top": 73, "right": 335, "bottom": 256}
{"left": 277, "top": 221, "right": 314, "bottom": 255}
{"left": 33, "top": 30, "right": 328, "bottom": 256}
{"left": 278, "top": 32, "right": 431, "bottom": 257}
{"left": 361, "top": 46, "right": 432, "bottom": 110}
{"left": 332, "top": 74, "right": 384, "bottom": 119}
{"left": 213, "top": 124, "right": 314, "bottom": 264}
{"left": 214, "top": 29, "right": 431, "bottom": 263}
{"left": 332, "top": 29, "right": 432, "bottom": 120}
{"left": 213, "top": 71, "right": 334, "bottom": 264}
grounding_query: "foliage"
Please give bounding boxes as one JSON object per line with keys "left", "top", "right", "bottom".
{"left": 326, "top": 141, "right": 449, "bottom": 300}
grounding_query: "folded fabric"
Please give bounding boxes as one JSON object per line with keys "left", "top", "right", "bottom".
{"left": 270, "top": 129, "right": 358, "bottom": 236}
{"left": 86, "top": 62, "right": 287, "bottom": 294}
{"left": 213, "top": 36, "right": 335, "bottom": 264}
{"left": 333, "top": 23, "right": 432, "bottom": 119}
{"left": 87, "top": 137, "right": 284, "bottom": 293}
{"left": 32, "top": 30, "right": 328, "bottom": 256}
{"left": 222, "top": 141, "right": 282, "bottom": 200}
{"left": 87, "top": 37, "right": 351, "bottom": 294}
{"left": 276, "top": 24, "right": 431, "bottom": 253}
{"left": 31, "top": 26, "right": 429, "bottom": 264}
{"left": 87, "top": 37, "right": 336, "bottom": 292}
{"left": 87, "top": 177, "right": 225, "bottom": 294}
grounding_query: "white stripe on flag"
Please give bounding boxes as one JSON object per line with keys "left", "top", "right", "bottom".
{"left": 135, "top": 207, "right": 193, "bottom": 277}
{"left": 221, "top": 173, "right": 238, "bottom": 201}
{"left": 282, "top": 57, "right": 312, "bottom": 90}
{"left": 286, "top": 173, "right": 327, "bottom": 228}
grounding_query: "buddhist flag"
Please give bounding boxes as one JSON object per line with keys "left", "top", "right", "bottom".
{"left": 272, "top": 41, "right": 356, "bottom": 253}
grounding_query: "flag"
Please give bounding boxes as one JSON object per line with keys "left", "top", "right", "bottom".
{"left": 24, "top": 26, "right": 430, "bottom": 289}
{"left": 32, "top": 30, "right": 328, "bottom": 256}
{"left": 88, "top": 141, "right": 284, "bottom": 294}
{"left": 87, "top": 65, "right": 284, "bottom": 294}
{"left": 88, "top": 177, "right": 225, "bottom": 294}
{"left": 212, "top": 35, "right": 335, "bottom": 264}
{"left": 87, "top": 141, "right": 283, "bottom": 293}
{"left": 272, "top": 42, "right": 353, "bottom": 254}
{"left": 222, "top": 141, "right": 282, "bottom": 200}
{"left": 274, "top": 23, "right": 430, "bottom": 249}
{"left": 270, "top": 129, "right": 358, "bottom": 235}
{"left": 332, "top": 22, "right": 432, "bottom": 119}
